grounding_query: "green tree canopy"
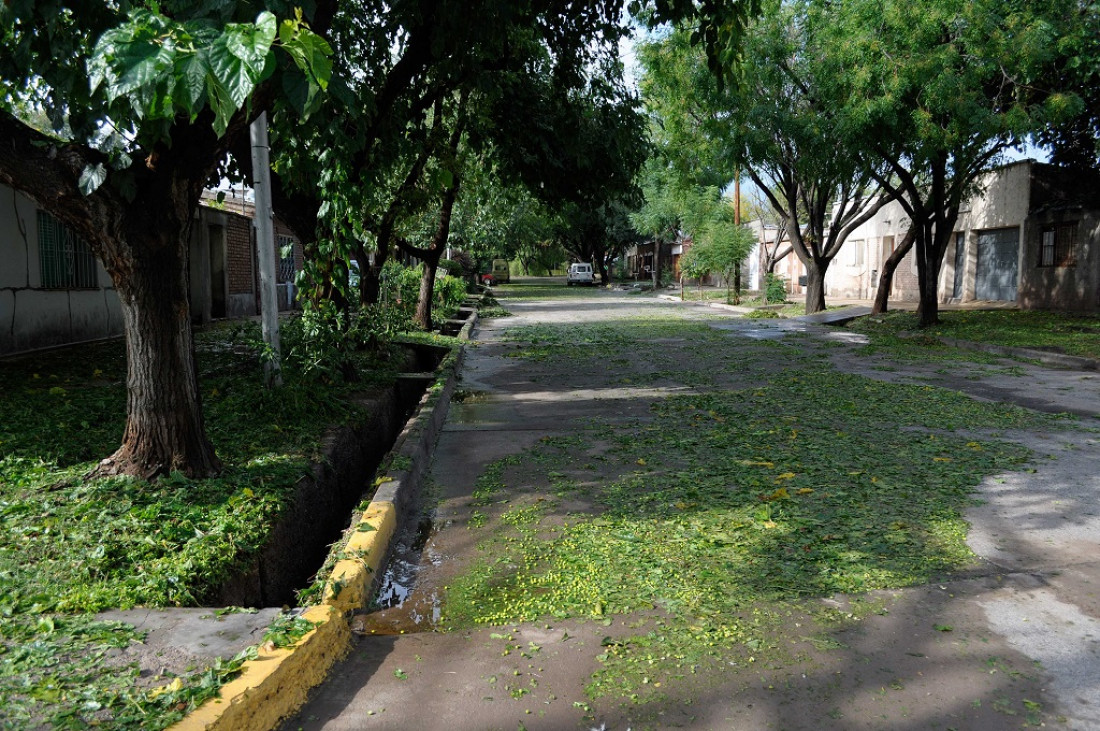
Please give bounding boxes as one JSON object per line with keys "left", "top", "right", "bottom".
{"left": 826, "top": 0, "right": 1087, "bottom": 324}
{"left": 0, "top": 1, "right": 333, "bottom": 477}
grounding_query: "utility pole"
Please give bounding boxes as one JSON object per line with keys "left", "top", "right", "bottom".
{"left": 251, "top": 111, "right": 283, "bottom": 387}
{"left": 733, "top": 169, "right": 742, "bottom": 300}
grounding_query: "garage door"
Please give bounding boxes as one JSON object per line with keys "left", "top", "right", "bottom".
{"left": 975, "top": 228, "right": 1019, "bottom": 301}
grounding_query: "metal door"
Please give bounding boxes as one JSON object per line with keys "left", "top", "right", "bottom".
{"left": 975, "top": 228, "right": 1019, "bottom": 301}
{"left": 951, "top": 232, "right": 965, "bottom": 299}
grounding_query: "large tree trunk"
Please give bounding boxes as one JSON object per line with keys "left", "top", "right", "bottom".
{"left": 104, "top": 233, "right": 221, "bottom": 478}
{"left": 872, "top": 228, "right": 916, "bottom": 314}
{"left": 803, "top": 259, "right": 828, "bottom": 314}
{"left": 97, "top": 163, "right": 223, "bottom": 478}
{"left": 411, "top": 173, "right": 459, "bottom": 331}
{"left": 596, "top": 257, "right": 610, "bottom": 287}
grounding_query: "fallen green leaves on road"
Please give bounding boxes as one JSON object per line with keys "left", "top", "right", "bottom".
{"left": 444, "top": 309, "right": 1070, "bottom": 708}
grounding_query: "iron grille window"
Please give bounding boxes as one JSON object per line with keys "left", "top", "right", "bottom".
{"left": 1039, "top": 222, "right": 1077, "bottom": 267}
{"left": 277, "top": 235, "right": 296, "bottom": 283}
{"left": 37, "top": 211, "right": 97, "bottom": 289}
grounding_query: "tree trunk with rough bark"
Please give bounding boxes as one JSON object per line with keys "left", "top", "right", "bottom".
{"left": 107, "top": 229, "right": 221, "bottom": 478}
{"left": 411, "top": 172, "right": 460, "bottom": 331}
{"left": 803, "top": 259, "right": 828, "bottom": 314}
{"left": 916, "top": 251, "right": 943, "bottom": 327}
{"left": 596, "top": 258, "right": 611, "bottom": 287}
{"left": 415, "top": 256, "right": 441, "bottom": 330}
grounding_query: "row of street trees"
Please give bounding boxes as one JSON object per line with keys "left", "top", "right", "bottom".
{"left": 636, "top": 0, "right": 1098, "bottom": 320}
{"left": 0, "top": 0, "right": 680, "bottom": 479}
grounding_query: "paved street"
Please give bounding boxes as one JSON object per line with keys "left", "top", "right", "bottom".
{"left": 282, "top": 285, "right": 1100, "bottom": 731}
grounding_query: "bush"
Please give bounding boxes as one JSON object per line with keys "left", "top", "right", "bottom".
{"left": 764, "top": 272, "right": 788, "bottom": 304}
{"left": 433, "top": 273, "right": 467, "bottom": 323}
{"left": 438, "top": 258, "right": 463, "bottom": 275}
{"left": 744, "top": 309, "right": 781, "bottom": 319}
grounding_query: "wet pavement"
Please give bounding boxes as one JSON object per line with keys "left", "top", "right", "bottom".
{"left": 281, "top": 287, "right": 1100, "bottom": 731}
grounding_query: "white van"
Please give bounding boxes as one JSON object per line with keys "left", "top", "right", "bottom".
{"left": 566, "top": 262, "right": 595, "bottom": 286}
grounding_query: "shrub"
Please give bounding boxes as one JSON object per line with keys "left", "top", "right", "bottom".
{"left": 433, "top": 274, "right": 467, "bottom": 324}
{"left": 438, "top": 258, "right": 463, "bottom": 275}
{"left": 764, "top": 272, "right": 788, "bottom": 304}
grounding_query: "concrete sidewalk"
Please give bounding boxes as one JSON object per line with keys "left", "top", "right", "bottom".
{"left": 281, "top": 289, "right": 1100, "bottom": 731}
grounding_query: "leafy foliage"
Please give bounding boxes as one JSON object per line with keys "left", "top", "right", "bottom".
{"left": 0, "top": 613, "right": 257, "bottom": 731}
{"left": 851, "top": 310, "right": 1100, "bottom": 361}
{"left": 763, "top": 272, "right": 788, "bottom": 304}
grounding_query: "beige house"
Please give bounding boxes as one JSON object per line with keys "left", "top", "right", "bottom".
{"left": 819, "top": 160, "right": 1098, "bottom": 311}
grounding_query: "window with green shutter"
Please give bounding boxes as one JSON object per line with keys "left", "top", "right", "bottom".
{"left": 37, "top": 211, "right": 98, "bottom": 289}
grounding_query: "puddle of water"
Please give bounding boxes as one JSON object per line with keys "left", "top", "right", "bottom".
{"left": 819, "top": 330, "right": 870, "bottom": 345}
{"left": 353, "top": 517, "right": 445, "bottom": 635}
{"left": 353, "top": 591, "right": 443, "bottom": 635}
{"left": 372, "top": 518, "right": 433, "bottom": 609}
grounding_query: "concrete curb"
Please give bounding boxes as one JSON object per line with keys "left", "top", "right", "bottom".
{"left": 171, "top": 310, "right": 476, "bottom": 731}
{"left": 937, "top": 336, "right": 1099, "bottom": 371}
{"left": 656, "top": 292, "right": 756, "bottom": 314}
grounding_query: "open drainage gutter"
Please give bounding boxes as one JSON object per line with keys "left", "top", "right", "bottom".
{"left": 170, "top": 309, "right": 477, "bottom": 731}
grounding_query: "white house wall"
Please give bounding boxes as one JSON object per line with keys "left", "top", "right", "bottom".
{"left": 0, "top": 183, "right": 122, "bottom": 357}
{"left": 824, "top": 198, "right": 916, "bottom": 300}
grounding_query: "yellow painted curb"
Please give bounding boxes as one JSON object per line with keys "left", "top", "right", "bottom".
{"left": 171, "top": 500, "right": 399, "bottom": 731}
{"left": 170, "top": 339, "right": 464, "bottom": 731}
{"left": 171, "top": 604, "right": 348, "bottom": 731}
{"left": 324, "top": 499, "right": 398, "bottom": 612}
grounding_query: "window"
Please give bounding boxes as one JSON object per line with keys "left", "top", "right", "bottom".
{"left": 37, "top": 211, "right": 98, "bottom": 289}
{"left": 1039, "top": 222, "right": 1077, "bottom": 267}
{"left": 849, "top": 239, "right": 864, "bottom": 266}
{"left": 277, "top": 235, "right": 296, "bottom": 283}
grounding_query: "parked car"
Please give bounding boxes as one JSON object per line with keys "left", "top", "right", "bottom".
{"left": 491, "top": 259, "right": 511, "bottom": 284}
{"left": 566, "top": 262, "right": 595, "bottom": 286}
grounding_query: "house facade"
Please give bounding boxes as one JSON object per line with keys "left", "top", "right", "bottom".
{"left": 623, "top": 240, "right": 676, "bottom": 282}
{"left": 822, "top": 197, "right": 921, "bottom": 302}
{"left": 191, "top": 191, "right": 304, "bottom": 322}
{"left": 815, "top": 160, "right": 1098, "bottom": 311}
{"left": 1, "top": 183, "right": 303, "bottom": 358}
{"left": 0, "top": 183, "right": 123, "bottom": 356}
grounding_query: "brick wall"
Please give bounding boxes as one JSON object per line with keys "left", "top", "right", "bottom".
{"left": 892, "top": 248, "right": 921, "bottom": 300}
{"left": 226, "top": 214, "right": 253, "bottom": 295}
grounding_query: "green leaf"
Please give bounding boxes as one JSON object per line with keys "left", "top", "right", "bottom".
{"left": 205, "top": 77, "right": 237, "bottom": 137}
{"left": 280, "top": 25, "right": 333, "bottom": 91}
{"left": 225, "top": 12, "right": 276, "bottom": 76}
{"left": 207, "top": 36, "right": 255, "bottom": 109}
{"left": 281, "top": 69, "right": 316, "bottom": 118}
{"left": 78, "top": 164, "right": 107, "bottom": 196}
{"left": 176, "top": 53, "right": 209, "bottom": 114}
